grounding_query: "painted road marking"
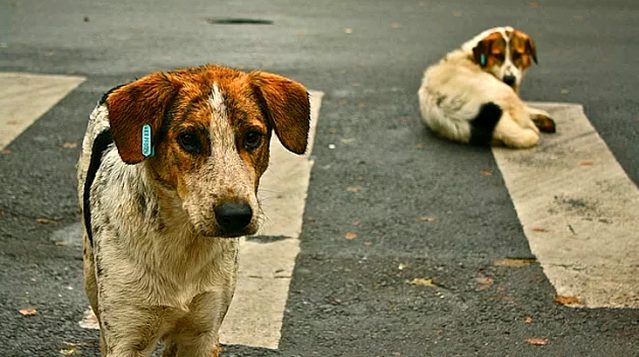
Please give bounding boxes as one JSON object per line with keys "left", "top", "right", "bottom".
{"left": 220, "top": 91, "right": 323, "bottom": 349}
{"left": 493, "top": 102, "right": 639, "bottom": 308}
{"left": 0, "top": 72, "right": 85, "bottom": 149}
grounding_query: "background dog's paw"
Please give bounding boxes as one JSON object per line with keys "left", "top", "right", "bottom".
{"left": 531, "top": 114, "right": 557, "bottom": 133}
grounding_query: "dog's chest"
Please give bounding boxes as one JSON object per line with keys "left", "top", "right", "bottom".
{"left": 83, "top": 141, "right": 239, "bottom": 311}
{"left": 97, "top": 227, "right": 239, "bottom": 310}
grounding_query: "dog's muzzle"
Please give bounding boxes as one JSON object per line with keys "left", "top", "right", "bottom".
{"left": 503, "top": 75, "right": 517, "bottom": 88}
{"left": 215, "top": 202, "right": 253, "bottom": 237}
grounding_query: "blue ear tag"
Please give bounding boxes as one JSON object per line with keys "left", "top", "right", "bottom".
{"left": 479, "top": 53, "right": 487, "bottom": 66}
{"left": 141, "top": 124, "right": 154, "bottom": 157}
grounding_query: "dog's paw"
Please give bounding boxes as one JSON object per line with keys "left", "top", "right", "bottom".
{"left": 531, "top": 114, "right": 556, "bottom": 133}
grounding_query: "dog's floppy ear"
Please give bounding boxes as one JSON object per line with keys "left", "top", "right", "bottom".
{"left": 526, "top": 37, "right": 538, "bottom": 64}
{"left": 250, "top": 71, "right": 310, "bottom": 155}
{"left": 512, "top": 29, "right": 538, "bottom": 65}
{"left": 472, "top": 38, "right": 492, "bottom": 67}
{"left": 105, "top": 72, "right": 179, "bottom": 164}
{"left": 472, "top": 32, "right": 505, "bottom": 67}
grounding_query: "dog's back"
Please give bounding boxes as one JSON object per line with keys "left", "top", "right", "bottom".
{"left": 418, "top": 50, "right": 508, "bottom": 144}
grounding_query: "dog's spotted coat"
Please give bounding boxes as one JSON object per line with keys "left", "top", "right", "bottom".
{"left": 77, "top": 65, "right": 310, "bottom": 356}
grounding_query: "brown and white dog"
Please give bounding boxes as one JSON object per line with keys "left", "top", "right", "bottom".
{"left": 77, "top": 65, "right": 310, "bottom": 356}
{"left": 418, "top": 26, "right": 556, "bottom": 148}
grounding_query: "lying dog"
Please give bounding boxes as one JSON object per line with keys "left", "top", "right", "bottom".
{"left": 77, "top": 65, "right": 310, "bottom": 356}
{"left": 418, "top": 26, "right": 556, "bottom": 148}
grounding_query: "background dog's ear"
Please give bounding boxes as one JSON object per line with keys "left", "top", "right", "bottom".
{"left": 526, "top": 37, "right": 538, "bottom": 64}
{"left": 250, "top": 71, "right": 310, "bottom": 155}
{"left": 105, "top": 73, "right": 178, "bottom": 164}
{"left": 472, "top": 38, "right": 492, "bottom": 67}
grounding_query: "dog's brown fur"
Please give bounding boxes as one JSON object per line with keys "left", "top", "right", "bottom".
{"left": 77, "top": 65, "right": 310, "bottom": 356}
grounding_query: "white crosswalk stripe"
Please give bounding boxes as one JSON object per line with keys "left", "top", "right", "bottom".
{"left": 220, "top": 91, "right": 323, "bottom": 349}
{"left": 0, "top": 72, "right": 85, "bottom": 149}
{"left": 493, "top": 102, "right": 639, "bottom": 308}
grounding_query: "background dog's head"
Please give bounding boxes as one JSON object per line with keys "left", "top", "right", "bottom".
{"left": 104, "top": 65, "right": 310, "bottom": 238}
{"left": 465, "top": 26, "right": 538, "bottom": 92}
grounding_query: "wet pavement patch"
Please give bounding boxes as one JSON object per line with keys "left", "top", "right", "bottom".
{"left": 50, "top": 222, "right": 83, "bottom": 248}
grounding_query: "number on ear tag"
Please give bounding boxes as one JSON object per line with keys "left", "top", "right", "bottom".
{"left": 141, "top": 124, "right": 154, "bottom": 157}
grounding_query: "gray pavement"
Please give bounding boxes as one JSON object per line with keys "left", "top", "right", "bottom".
{"left": 1, "top": 0, "right": 638, "bottom": 356}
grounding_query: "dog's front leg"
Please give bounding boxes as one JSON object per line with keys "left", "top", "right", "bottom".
{"left": 161, "top": 290, "right": 233, "bottom": 357}
{"left": 98, "top": 302, "right": 163, "bottom": 357}
{"left": 493, "top": 112, "right": 540, "bottom": 148}
{"left": 525, "top": 105, "right": 556, "bottom": 133}
{"left": 161, "top": 334, "right": 221, "bottom": 357}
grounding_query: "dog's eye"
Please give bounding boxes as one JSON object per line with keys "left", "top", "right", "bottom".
{"left": 243, "top": 130, "right": 263, "bottom": 151}
{"left": 177, "top": 132, "right": 201, "bottom": 154}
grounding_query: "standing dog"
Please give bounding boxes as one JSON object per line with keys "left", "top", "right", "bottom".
{"left": 77, "top": 65, "right": 310, "bottom": 356}
{"left": 418, "top": 26, "right": 556, "bottom": 148}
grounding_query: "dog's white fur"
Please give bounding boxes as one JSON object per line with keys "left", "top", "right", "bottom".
{"left": 418, "top": 26, "right": 555, "bottom": 148}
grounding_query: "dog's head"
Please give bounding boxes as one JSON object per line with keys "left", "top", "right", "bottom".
{"left": 466, "top": 27, "right": 538, "bottom": 92}
{"left": 104, "top": 65, "right": 310, "bottom": 238}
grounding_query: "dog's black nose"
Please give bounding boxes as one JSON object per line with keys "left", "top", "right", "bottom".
{"left": 503, "top": 75, "right": 517, "bottom": 87}
{"left": 215, "top": 202, "right": 253, "bottom": 234}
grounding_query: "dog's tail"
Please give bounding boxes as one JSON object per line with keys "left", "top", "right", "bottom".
{"left": 469, "top": 102, "right": 502, "bottom": 145}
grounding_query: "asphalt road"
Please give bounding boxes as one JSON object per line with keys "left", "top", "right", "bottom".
{"left": 1, "top": 0, "right": 638, "bottom": 356}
